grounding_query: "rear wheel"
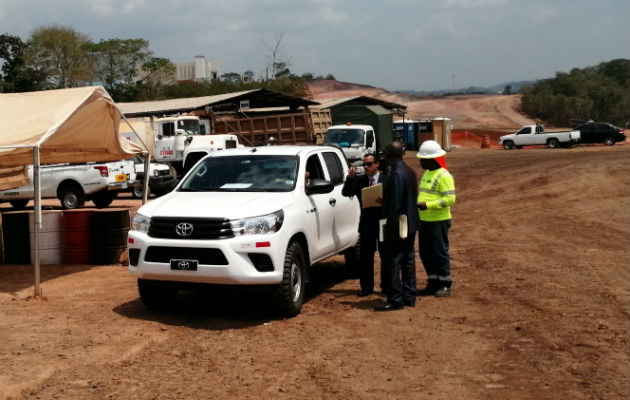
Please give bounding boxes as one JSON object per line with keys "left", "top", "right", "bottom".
{"left": 547, "top": 138, "right": 560, "bottom": 148}
{"left": 604, "top": 136, "right": 615, "bottom": 146}
{"left": 9, "top": 200, "right": 28, "bottom": 209}
{"left": 138, "top": 279, "right": 177, "bottom": 309}
{"left": 275, "top": 241, "right": 306, "bottom": 317}
{"left": 58, "top": 183, "right": 85, "bottom": 209}
{"left": 91, "top": 190, "right": 116, "bottom": 208}
{"left": 503, "top": 140, "right": 515, "bottom": 150}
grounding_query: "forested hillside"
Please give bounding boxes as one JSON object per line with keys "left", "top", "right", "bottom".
{"left": 521, "top": 59, "right": 629, "bottom": 127}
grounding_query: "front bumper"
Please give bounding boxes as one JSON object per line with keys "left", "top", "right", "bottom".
{"left": 127, "top": 230, "right": 286, "bottom": 285}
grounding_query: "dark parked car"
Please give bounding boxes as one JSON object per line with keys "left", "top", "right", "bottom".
{"left": 572, "top": 122, "right": 626, "bottom": 146}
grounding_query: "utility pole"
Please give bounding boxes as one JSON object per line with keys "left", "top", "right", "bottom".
{"left": 452, "top": 74, "right": 455, "bottom": 92}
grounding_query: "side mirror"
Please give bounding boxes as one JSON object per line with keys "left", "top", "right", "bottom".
{"left": 306, "top": 179, "right": 334, "bottom": 195}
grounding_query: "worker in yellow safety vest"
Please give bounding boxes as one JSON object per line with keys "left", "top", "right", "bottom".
{"left": 415, "top": 140, "right": 456, "bottom": 297}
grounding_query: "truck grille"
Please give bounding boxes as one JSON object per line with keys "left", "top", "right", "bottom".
{"left": 149, "top": 217, "right": 234, "bottom": 239}
{"left": 145, "top": 246, "right": 228, "bottom": 265}
{"left": 155, "top": 169, "right": 172, "bottom": 177}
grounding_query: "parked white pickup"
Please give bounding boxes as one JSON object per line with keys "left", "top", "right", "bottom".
{"left": 0, "top": 160, "right": 136, "bottom": 209}
{"left": 499, "top": 124, "right": 581, "bottom": 149}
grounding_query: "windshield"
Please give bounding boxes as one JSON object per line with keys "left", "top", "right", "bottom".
{"left": 324, "top": 128, "right": 365, "bottom": 147}
{"left": 179, "top": 155, "right": 298, "bottom": 192}
{"left": 177, "top": 119, "right": 202, "bottom": 135}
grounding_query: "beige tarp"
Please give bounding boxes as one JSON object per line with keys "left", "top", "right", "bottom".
{"left": 0, "top": 86, "right": 144, "bottom": 190}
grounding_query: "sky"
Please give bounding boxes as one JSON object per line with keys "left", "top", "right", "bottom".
{"left": 1, "top": 0, "right": 628, "bottom": 92}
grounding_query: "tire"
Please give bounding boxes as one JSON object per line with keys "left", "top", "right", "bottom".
{"left": 132, "top": 185, "right": 145, "bottom": 199}
{"left": 91, "top": 190, "right": 116, "bottom": 208}
{"left": 547, "top": 138, "right": 560, "bottom": 148}
{"left": 8, "top": 200, "right": 29, "bottom": 210}
{"left": 138, "top": 279, "right": 177, "bottom": 309}
{"left": 58, "top": 183, "right": 85, "bottom": 209}
{"left": 503, "top": 141, "right": 515, "bottom": 150}
{"left": 604, "top": 136, "right": 615, "bottom": 146}
{"left": 275, "top": 241, "right": 306, "bottom": 317}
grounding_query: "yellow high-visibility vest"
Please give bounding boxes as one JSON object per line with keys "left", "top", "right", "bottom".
{"left": 417, "top": 168, "right": 456, "bottom": 221}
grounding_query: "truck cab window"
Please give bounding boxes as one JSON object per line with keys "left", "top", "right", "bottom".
{"left": 162, "top": 122, "right": 175, "bottom": 137}
{"left": 322, "top": 152, "right": 344, "bottom": 185}
{"left": 305, "top": 154, "right": 325, "bottom": 182}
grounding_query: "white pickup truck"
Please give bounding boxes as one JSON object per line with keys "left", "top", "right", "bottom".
{"left": 0, "top": 160, "right": 136, "bottom": 209}
{"left": 499, "top": 124, "right": 581, "bottom": 149}
{"left": 127, "top": 145, "right": 361, "bottom": 317}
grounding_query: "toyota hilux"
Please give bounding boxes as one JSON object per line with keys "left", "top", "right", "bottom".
{"left": 127, "top": 145, "right": 361, "bottom": 317}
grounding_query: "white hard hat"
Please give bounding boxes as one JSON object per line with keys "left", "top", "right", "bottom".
{"left": 416, "top": 140, "right": 446, "bottom": 159}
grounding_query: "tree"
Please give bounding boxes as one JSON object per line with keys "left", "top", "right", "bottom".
{"left": 503, "top": 85, "right": 512, "bottom": 95}
{"left": 220, "top": 72, "right": 241, "bottom": 83}
{"left": 0, "top": 34, "right": 45, "bottom": 92}
{"left": 89, "top": 38, "right": 152, "bottom": 89}
{"left": 243, "top": 70, "right": 255, "bottom": 82}
{"left": 263, "top": 34, "right": 292, "bottom": 80}
{"left": 139, "top": 57, "right": 175, "bottom": 99}
{"left": 24, "top": 25, "right": 93, "bottom": 88}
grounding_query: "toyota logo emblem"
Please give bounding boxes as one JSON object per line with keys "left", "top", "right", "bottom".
{"left": 175, "top": 222, "right": 194, "bottom": 237}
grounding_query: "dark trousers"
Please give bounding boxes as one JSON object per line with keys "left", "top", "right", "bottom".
{"left": 384, "top": 233, "right": 417, "bottom": 306}
{"left": 359, "top": 229, "right": 388, "bottom": 293}
{"left": 419, "top": 219, "right": 452, "bottom": 288}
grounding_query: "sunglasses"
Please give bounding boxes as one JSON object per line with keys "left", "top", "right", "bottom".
{"left": 362, "top": 162, "right": 374, "bottom": 167}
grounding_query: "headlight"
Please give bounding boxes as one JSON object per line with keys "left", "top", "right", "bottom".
{"left": 131, "top": 213, "right": 150, "bottom": 233}
{"left": 152, "top": 169, "right": 160, "bottom": 177}
{"left": 230, "top": 210, "right": 284, "bottom": 236}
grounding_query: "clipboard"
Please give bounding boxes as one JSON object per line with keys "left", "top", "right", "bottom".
{"left": 361, "top": 183, "right": 382, "bottom": 208}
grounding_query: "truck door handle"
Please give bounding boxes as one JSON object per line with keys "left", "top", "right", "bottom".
{"left": 329, "top": 198, "right": 336, "bottom": 206}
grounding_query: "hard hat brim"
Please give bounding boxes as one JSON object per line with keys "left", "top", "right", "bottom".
{"left": 416, "top": 149, "right": 446, "bottom": 159}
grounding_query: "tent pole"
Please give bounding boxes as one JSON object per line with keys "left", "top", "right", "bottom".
{"left": 143, "top": 153, "right": 150, "bottom": 204}
{"left": 33, "top": 146, "right": 42, "bottom": 297}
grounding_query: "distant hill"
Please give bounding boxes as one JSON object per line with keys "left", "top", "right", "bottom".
{"left": 306, "top": 79, "right": 536, "bottom": 131}
{"left": 399, "top": 80, "right": 536, "bottom": 96}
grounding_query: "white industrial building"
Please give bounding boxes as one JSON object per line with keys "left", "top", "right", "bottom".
{"left": 176, "top": 55, "right": 220, "bottom": 82}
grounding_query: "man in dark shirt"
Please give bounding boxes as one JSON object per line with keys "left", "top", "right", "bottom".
{"left": 375, "top": 142, "right": 420, "bottom": 311}
{"left": 342, "top": 153, "right": 388, "bottom": 296}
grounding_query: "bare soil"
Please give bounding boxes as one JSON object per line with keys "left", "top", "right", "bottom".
{"left": 1, "top": 143, "right": 628, "bottom": 400}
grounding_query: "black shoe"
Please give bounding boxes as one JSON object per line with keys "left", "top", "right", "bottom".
{"left": 374, "top": 302, "right": 404, "bottom": 312}
{"left": 358, "top": 289, "right": 374, "bottom": 297}
{"left": 434, "top": 287, "right": 451, "bottom": 298}
{"left": 403, "top": 300, "right": 415, "bottom": 307}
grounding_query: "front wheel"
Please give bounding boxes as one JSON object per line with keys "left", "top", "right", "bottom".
{"left": 275, "top": 241, "right": 306, "bottom": 317}
{"left": 138, "top": 279, "right": 177, "bottom": 309}
{"left": 604, "top": 136, "right": 615, "bottom": 146}
{"left": 503, "top": 140, "right": 515, "bottom": 150}
{"left": 547, "top": 138, "right": 560, "bottom": 148}
{"left": 132, "top": 185, "right": 145, "bottom": 199}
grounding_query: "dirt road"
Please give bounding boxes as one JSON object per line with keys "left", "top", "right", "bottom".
{"left": 1, "top": 145, "right": 628, "bottom": 399}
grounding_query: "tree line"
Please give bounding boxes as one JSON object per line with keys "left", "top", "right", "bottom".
{"left": 0, "top": 27, "right": 332, "bottom": 101}
{"left": 520, "top": 59, "right": 630, "bottom": 127}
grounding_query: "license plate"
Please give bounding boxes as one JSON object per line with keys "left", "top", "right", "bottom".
{"left": 115, "top": 173, "right": 127, "bottom": 182}
{"left": 170, "top": 259, "right": 198, "bottom": 271}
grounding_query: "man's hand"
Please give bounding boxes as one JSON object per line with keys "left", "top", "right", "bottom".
{"left": 417, "top": 202, "right": 427, "bottom": 210}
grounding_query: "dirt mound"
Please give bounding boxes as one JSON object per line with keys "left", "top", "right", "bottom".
{"left": 308, "top": 81, "right": 536, "bottom": 131}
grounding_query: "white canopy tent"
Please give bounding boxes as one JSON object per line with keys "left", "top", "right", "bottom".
{"left": 0, "top": 86, "right": 148, "bottom": 296}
